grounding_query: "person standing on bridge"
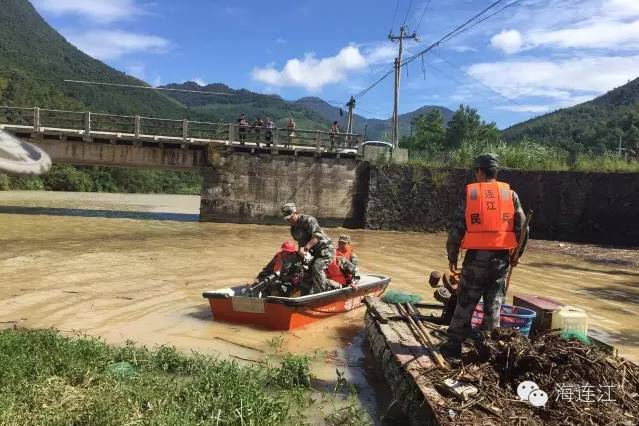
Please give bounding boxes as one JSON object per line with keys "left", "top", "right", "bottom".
{"left": 440, "top": 154, "right": 528, "bottom": 359}
{"left": 286, "top": 118, "right": 295, "bottom": 148}
{"left": 329, "top": 121, "right": 340, "bottom": 151}
{"left": 281, "top": 202, "right": 337, "bottom": 295}
{"left": 238, "top": 114, "right": 249, "bottom": 145}
{"left": 252, "top": 117, "right": 264, "bottom": 147}
{"left": 264, "top": 117, "right": 274, "bottom": 147}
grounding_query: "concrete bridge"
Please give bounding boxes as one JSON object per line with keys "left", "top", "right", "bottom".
{"left": 0, "top": 105, "right": 380, "bottom": 226}
{"left": 0, "top": 106, "right": 363, "bottom": 170}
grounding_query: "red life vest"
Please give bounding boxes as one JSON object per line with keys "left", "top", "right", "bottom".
{"left": 336, "top": 245, "right": 353, "bottom": 261}
{"left": 461, "top": 181, "right": 518, "bottom": 250}
{"left": 326, "top": 253, "right": 350, "bottom": 286}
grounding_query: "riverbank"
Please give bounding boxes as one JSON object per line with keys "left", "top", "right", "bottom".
{"left": 0, "top": 191, "right": 637, "bottom": 368}
{"left": 0, "top": 328, "right": 368, "bottom": 425}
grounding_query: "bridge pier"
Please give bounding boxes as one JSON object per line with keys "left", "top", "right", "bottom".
{"left": 199, "top": 152, "right": 370, "bottom": 227}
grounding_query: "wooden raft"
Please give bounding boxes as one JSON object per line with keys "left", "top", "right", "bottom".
{"left": 364, "top": 296, "right": 450, "bottom": 426}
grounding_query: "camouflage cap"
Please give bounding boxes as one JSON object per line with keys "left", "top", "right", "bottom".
{"left": 474, "top": 153, "right": 499, "bottom": 169}
{"left": 281, "top": 202, "right": 298, "bottom": 219}
{"left": 338, "top": 234, "right": 351, "bottom": 243}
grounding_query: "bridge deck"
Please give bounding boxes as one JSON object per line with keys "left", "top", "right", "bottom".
{"left": 0, "top": 106, "right": 362, "bottom": 158}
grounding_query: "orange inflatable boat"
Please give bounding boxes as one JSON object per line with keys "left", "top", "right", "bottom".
{"left": 202, "top": 274, "right": 390, "bottom": 330}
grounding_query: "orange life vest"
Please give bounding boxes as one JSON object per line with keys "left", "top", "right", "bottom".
{"left": 336, "top": 245, "right": 353, "bottom": 261}
{"left": 461, "top": 181, "right": 518, "bottom": 250}
{"left": 326, "top": 254, "right": 350, "bottom": 286}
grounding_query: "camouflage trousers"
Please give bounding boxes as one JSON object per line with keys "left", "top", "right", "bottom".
{"left": 300, "top": 246, "right": 335, "bottom": 295}
{"left": 447, "top": 257, "right": 509, "bottom": 343}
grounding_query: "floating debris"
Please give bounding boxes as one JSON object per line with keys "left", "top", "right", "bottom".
{"left": 425, "top": 329, "right": 639, "bottom": 425}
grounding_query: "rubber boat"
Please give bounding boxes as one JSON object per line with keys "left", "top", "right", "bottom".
{"left": 202, "top": 274, "right": 390, "bottom": 330}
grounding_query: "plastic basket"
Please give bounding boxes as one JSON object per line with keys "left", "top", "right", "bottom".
{"left": 471, "top": 303, "right": 537, "bottom": 337}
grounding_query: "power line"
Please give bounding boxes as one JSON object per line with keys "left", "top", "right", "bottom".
{"left": 430, "top": 52, "right": 538, "bottom": 116}
{"left": 63, "top": 79, "right": 233, "bottom": 96}
{"left": 390, "top": 0, "right": 400, "bottom": 32}
{"left": 402, "top": 0, "right": 509, "bottom": 67}
{"left": 416, "top": 0, "right": 433, "bottom": 29}
{"left": 352, "top": 0, "right": 510, "bottom": 102}
{"left": 438, "top": 0, "right": 524, "bottom": 44}
{"left": 403, "top": 0, "right": 414, "bottom": 26}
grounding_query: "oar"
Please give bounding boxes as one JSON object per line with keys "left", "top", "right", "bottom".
{"left": 506, "top": 209, "right": 533, "bottom": 292}
{"left": 396, "top": 304, "right": 449, "bottom": 370}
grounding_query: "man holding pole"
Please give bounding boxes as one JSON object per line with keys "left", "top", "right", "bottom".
{"left": 440, "top": 154, "right": 529, "bottom": 358}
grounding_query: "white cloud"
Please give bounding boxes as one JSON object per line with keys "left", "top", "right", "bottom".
{"left": 528, "top": 19, "right": 639, "bottom": 50}
{"left": 252, "top": 45, "right": 367, "bottom": 91}
{"left": 363, "top": 42, "right": 397, "bottom": 64}
{"left": 450, "top": 46, "right": 477, "bottom": 53}
{"left": 491, "top": 30, "right": 524, "bottom": 54}
{"left": 495, "top": 104, "right": 553, "bottom": 113}
{"left": 605, "top": 0, "right": 639, "bottom": 18}
{"left": 467, "top": 56, "right": 639, "bottom": 102}
{"left": 192, "top": 77, "right": 207, "bottom": 86}
{"left": 65, "top": 30, "right": 170, "bottom": 60}
{"left": 33, "top": 0, "right": 143, "bottom": 23}
{"left": 276, "top": 38, "right": 288, "bottom": 45}
{"left": 491, "top": 0, "right": 639, "bottom": 53}
{"left": 126, "top": 65, "right": 146, "bottom": 79}
{"left": 152, "top": 76, "right": 162, "bottom": 87}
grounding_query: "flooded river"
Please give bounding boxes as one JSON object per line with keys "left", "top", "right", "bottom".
{"left": 1, "top": 191, "right": 638, "bottom": 409}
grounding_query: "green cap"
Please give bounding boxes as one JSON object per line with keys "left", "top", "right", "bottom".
{"left": 474, "top": 153, "right": 499, "bottom": 169}
{"left": 281, "top": 202, "right": 297, "bottom": 219}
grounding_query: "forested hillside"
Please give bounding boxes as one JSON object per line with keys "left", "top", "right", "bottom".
{"left": 503, "top": 77, "right": 639, "bottom": 156}
{"left": 0, "top": 0, "right": 200, "bottom": 194}
{"left": 161, "top": 82, "right": 328, "bottom": 130}
{"left": 294, "top": 97, "right": 454, "bottom": 140}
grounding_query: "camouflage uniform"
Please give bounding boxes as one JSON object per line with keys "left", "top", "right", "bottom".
{"left": 290, "top": 214, "right": 335, "bottom": 294}
{"left": 445, "top": 159, "right": 528, "bottom": 348}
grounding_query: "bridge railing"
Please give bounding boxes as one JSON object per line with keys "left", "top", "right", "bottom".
{"left": 0, "top": 106, "right": 363, "bottom": 151}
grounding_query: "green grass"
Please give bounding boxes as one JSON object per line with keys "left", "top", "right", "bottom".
{"left": 0, "top": 328, "right": 343, "bottom": 425}
{"left": 408, "top": 140, "right": 639, "bottom": 173}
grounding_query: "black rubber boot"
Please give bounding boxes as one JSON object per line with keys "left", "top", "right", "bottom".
{"left": 439, "top": 340, "right": 462, "bottom": 359}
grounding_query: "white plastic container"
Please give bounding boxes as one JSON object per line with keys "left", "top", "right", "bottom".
{"left": 551, "top": 306, "right": 589, "bottom": 336}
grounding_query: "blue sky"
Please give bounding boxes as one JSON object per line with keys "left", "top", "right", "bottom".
{"left": 33, "top": 0, "right": 639, "bottom": 129}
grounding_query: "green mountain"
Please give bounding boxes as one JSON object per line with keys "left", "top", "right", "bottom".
{"left": 161, "top": 82, "right": 328, "bottom": 130}
{"left": 502, "top": 77, "right": 639, "bottom": 155}
{"left": 293, "top": 97, "right": 454, "bottom": 140}
{"left": 0, "top": 0, "right": 186, "bottom": 117}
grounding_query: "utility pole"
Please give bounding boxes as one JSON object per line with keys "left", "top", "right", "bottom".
{"left": 346, "top": 96, "right": 356, "bottom": 134}
{"left": 388, "top": 26, "right": 417, "bottom": 147}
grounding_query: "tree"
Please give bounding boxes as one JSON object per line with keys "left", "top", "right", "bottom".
{"left": 444, "top": 105, "right": 499, "bottom": 149}
{"left": 413, "top": 109, "right": 445, "bottom": 153}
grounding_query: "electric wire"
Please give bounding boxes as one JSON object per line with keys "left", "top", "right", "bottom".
{"left": 429, "top": 51, "right": 538, "bottom": 116}
{"left": 352, "top": 0, "right": 509, "bottom": 101}
{"left": 416, "top": 0, "right": 433, "bottom": 30}
{"left": 402, "top": 0, "right": 508, "bottom": 67}
{"left": 63, "top": 79, "right": 233, "bottom": 95}
{"left": 390, "top": 0, "right": 401, "bottom": 32}
{"left": 403, "top": 0, "right": 414, "bottom": 26}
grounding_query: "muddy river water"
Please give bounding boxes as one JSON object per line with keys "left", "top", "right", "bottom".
{"left": 1, "top": 191, "right": 638, "bottom": 411}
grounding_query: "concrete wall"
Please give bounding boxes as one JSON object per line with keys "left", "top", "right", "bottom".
{"left": 360, "top": 145, "right": 409, "bottom": 163}
{"left": 200, "top": 152, "right": 368, "bottom": 227}
{"left": 366, "top": 165, "right": 639, "bottom": 246}
{"left": 31, "top": 138, "right": 208, "bottom": 170}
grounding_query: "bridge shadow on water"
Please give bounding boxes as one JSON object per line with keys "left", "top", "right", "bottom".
{"left": 0, "top": 205, "right": 199, "bottom": 222}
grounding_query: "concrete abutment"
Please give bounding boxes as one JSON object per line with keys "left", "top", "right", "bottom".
{"left": 199, "top": 153, "right": 369, "bottom": 227}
